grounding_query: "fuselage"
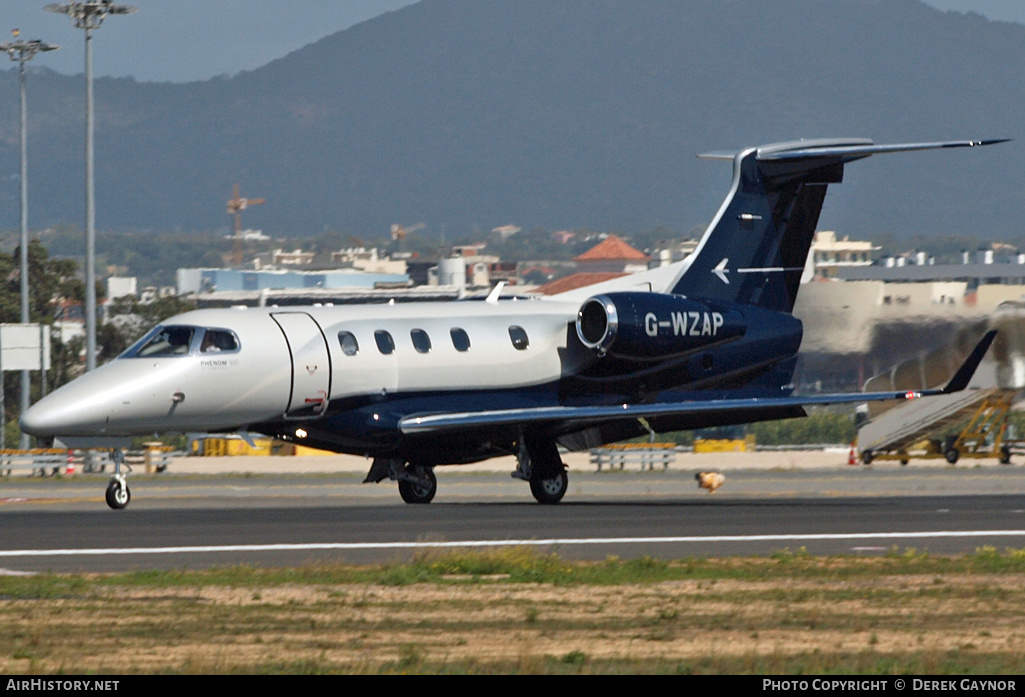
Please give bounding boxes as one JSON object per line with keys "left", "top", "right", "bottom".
{"left": 21, "top": 291, "right": 803, "bottom": 463}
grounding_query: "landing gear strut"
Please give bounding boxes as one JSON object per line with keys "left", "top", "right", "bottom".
{"left": 105, "top": 449, "right": 131, "bottom": 510}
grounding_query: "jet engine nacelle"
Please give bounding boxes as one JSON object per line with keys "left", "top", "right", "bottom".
{"left": 576, "top": 292, "right": 746, "bottom": 359}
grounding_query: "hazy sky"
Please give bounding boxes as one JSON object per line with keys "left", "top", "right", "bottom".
{"left": 3, "top": 0, "right": 1023, "bottom": 83}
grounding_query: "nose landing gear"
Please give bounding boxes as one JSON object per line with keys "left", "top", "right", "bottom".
{"left": 104, "top": 449, "right": 131, "bottom": 510}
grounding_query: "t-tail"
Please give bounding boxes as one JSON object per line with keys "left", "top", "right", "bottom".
{"left": 668, "top": 138, "right": 1008, "bottom": 312}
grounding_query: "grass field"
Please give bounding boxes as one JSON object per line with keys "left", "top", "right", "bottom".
{"left": 3, "top": 546, "right": 1025, "bottom": 674}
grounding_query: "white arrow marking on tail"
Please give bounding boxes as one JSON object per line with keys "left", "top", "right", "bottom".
{"left": 712, "top": 258, "right": 730, "bottom": 284}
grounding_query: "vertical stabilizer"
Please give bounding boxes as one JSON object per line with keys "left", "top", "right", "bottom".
{"left": 670, "top": 138, "right": 1006, "bottom": 313}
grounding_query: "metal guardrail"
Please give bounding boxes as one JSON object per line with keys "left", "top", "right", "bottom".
{"left": 590, "top": 444, "right": 677, "bottom": 471}
{"left": 589, "top": 443, "right": 851, "bottom": 472}
{"left": 0, "top": 449, "right": 72, "bottom": 476}
{"left": 0, "top": 448, "right": 178, "bottom": 476}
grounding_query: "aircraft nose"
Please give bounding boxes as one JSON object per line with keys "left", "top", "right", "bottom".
{"left": 20, "top": 386, "right": 100, "bottom": 437}
{"left": 19, "top": 366, "right": 124, "bottom": 437}
{"left": 20, "top": 399, "right": 55, "bottom": 436}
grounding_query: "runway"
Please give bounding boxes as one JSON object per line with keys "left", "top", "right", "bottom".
{"left": 3, "top": 461, "right": 1025, "bottom": 572}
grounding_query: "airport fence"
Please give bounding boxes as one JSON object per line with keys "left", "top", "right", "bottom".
{"left": 0, "top": 447, "right": 179, "bottom": 477}
{"left": 590, "top": 443, "right": 677, "bottom": 471}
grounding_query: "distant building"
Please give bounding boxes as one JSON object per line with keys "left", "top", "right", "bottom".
{"left": 271, "top": 248, "right": 316, "bottom": 266}
{"left": 106, "top": 276, "right": 137, "bottom": 300}
{"left": 330, "top": 248, "right": 407, "bottom": 275}
{"left": 535, "top": 235, "right": 650, "bottom": 295}
{"left": 572, "top": 235, "right": 650, "bottom": 274}
{"left": 176, "top": 267, "right": 410, "bottom": 295}
{"left": 492, "top": 225, "right": 521, "bottom": 240}
{"left": 811, "top": 231, "right": 878, "bottom": 278}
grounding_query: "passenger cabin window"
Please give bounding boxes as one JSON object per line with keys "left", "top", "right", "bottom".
{"left": 509, "top": 326, "right": 529, "bottom": 351}
{"left": 134, "top": 326, "right": 195, "bottom": 357}
{"left": 200, "top": 329, "right": 239, "bottom": 353}
{"left": 411, "top": 329, "right": 431, "bottom": 354}
{"left": 338, "top": 331, "right": 359, "bottom": 356}
{"left": 450, "top": 328, "right": 471, "bottom": 352}
{"left": 375, "top": 330, "right": 395, "bottom": 355}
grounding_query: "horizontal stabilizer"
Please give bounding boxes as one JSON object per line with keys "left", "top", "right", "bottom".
{"left": 699, "top": 138, "right": 1009, "bottom": 162}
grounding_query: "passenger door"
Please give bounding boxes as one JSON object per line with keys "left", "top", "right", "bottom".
{"left": 271, "top": 312, "right": 332, "bottom": 419}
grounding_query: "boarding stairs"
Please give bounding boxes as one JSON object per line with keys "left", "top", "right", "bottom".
{"left": 857, "top": 387, "right": 1015, "bottom": 464}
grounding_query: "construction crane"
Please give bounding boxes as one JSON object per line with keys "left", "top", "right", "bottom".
{"left": 390, "top": 223, "right": 425, "bottom": 241}
{"left": 390, "top": 223, "right": 425, "bottom": 253}
{"left": 227, "top": 183, "right": 265, "bottom": 266}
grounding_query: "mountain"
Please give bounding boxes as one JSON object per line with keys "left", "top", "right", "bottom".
{"left": 0, "top": 0, "right": 1020, "bottom": 241}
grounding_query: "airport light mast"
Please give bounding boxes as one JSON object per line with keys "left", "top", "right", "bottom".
{"left": 45, "top": 1, "right": 135, "bottom": 372}
{"left": 1, "top": 31, "right": 59, "bottom": 448}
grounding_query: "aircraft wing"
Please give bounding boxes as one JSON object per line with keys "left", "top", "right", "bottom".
{"left": 399, "top": 330, "right": 996, "bottom": 435}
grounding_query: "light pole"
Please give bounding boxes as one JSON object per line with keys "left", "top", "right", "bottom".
{"left": 1, "top": 31, "right": 58, "bottom": 449}
{"left": 45, "top": 2, "right": 135, "bottom": 373}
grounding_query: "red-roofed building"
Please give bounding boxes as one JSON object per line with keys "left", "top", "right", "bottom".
{"left": 535, "top": 272, "right": 629, "bottom": 295}
{"left": 572, "top": 235, "right": 650, "bottom": 274}
{"left": 534, "top": 235, "right": 651, "bottom": 295}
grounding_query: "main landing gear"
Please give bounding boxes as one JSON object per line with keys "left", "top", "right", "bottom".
{"left": 364, "top": 459, "right": 437, "bottom": 504}
{"left": 363, "top": 436, "right": 570, "bottom": 505}
{"left": 105, "top": 448, "right": 131, "bottom": 510}
{"left": 513, "top": 438, "right": 569, "bottom": 505}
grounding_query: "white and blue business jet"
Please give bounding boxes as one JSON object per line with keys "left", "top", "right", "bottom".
{"left": 21, "top": 138, "right": 1004, "bottom": 509}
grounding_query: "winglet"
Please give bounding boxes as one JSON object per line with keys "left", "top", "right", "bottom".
{"left": 942, "top": 330, "right": 997, "bottom": 394}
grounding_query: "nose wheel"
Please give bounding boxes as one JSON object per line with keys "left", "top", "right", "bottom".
{"left": 105, "top": 476, "right": 130, "bottom": 510}
{"left": 104, "top": 449, "right": 132, "bottom": 510}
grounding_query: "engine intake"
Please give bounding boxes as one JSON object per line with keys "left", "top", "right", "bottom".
{"left": 576, "top": 292, "right": 745, "bottom": 359}
{"left": 577, "top": 296, "right": 618, "bottom": 353}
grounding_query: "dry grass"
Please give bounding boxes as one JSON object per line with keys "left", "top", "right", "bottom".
{"left": 3, "top": 550, "right": 1025, "bottom": 674}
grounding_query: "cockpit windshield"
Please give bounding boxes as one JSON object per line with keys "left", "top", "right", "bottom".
{"left": 133, "top": 326, "right": 195, "bottom": 357}
{"left": 122, "top": 325, "right": 240, "bottom": 358}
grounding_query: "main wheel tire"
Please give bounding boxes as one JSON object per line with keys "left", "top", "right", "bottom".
{"left": 398, "top": 466, "right": 437, "bottom": 504}
{"left": 1000, "top": 446, "right": 1012, "bottom": 465}
{"left": 861, "top": 450, "right": 873, "bottom": 465}
{"left": 530, "top": 469, "right": 568, "bottom": 505}
{"left": 945, "top": 448, "right": 960, "bottom": 465}
{"left": 105, "top": 480, "right": 130, "bottom": 510}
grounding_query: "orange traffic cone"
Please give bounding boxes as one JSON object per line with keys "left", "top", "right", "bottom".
{"left": 847, "top": 442, "right": 858, "bottom": 466}
{"left": 65, "top": 452, "right": 75, "bottom": 476}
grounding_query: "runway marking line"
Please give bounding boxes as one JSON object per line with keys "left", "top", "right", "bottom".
{"left": 3, "top": 530, "right": 1025, "bottom": 557}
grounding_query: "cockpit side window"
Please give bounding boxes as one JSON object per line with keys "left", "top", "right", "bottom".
{"left": 200, "top": 328, "right": 239, "bottom": 353}
{"left": 133, "top": 326, "right": 196, "bottom": 357}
